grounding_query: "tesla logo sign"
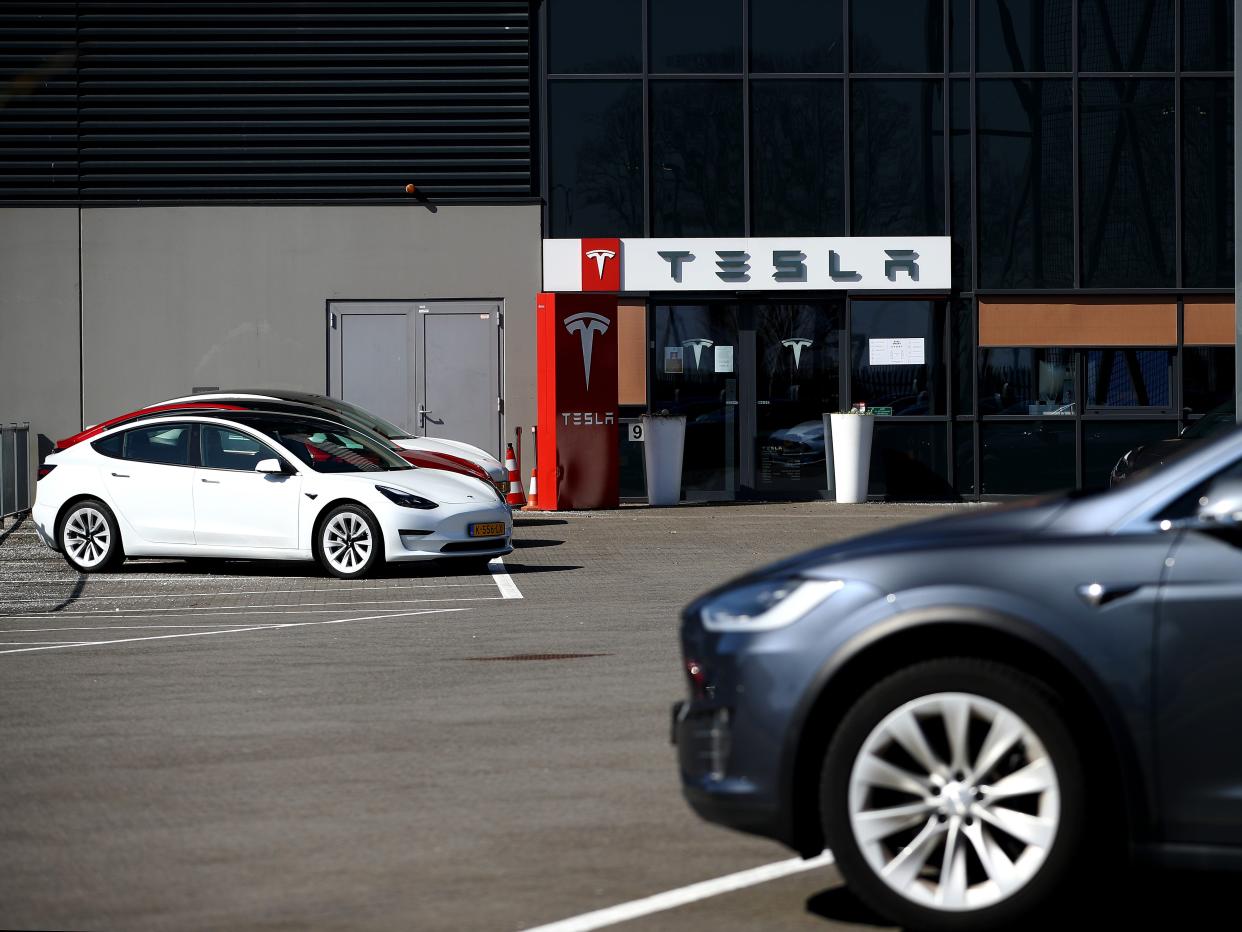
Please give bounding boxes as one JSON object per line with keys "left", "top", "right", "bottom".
{"left": 681, "top": 338, "right": 714, "bottom": 368}
{"left": 781, "top": 338, "right": 813, "bottom": 368}
{"left": 564, "top": 312, "right": 610, "bottom": 390}
{"left": 580, "top": 237, "right": 621, "bottom": 291}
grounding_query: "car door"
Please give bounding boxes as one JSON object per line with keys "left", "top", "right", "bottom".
{"left": 193, "top": 424, "right": 301, "bottom": 550}
{"left": 1156, "top": 523, "right": 1242, "bottom": 844}
{"left": 99, "top": 423, "right": 196, "bottom": 544}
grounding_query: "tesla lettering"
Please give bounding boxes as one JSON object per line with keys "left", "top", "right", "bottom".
{"left": 563, "top": 312, "right": 611, "bottom": 391}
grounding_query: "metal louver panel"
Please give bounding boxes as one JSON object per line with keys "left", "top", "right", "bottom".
{"left": 1, "top": 1, "right": 534, "bottom": 205}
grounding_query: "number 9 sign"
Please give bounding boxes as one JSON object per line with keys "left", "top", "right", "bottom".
{"left": 628, "top": 422, "right": 644, "bottom": 442}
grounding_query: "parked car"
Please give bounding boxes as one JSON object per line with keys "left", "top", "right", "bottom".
{"left": 58, "top": 399, "right": 500, "bottom": 493}
{"left": 674, "top": 423, "right": 1242, "bottom": 930}
{"left": 34, "top": 411, "right": 511, "bottom": 578}
{"left": 163, "top": 390, "right": 509, "bottom": 491}
{"left": 1110, "top": 398, "right": 1235, "bottom": 485}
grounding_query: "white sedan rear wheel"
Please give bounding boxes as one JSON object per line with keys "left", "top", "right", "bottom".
{"left": 59, "top": 499, "right": 123, "bottom": 573}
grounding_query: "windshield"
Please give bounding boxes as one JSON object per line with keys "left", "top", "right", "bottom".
{"left": 232, "top": 414, "right": 412, "bottom": 473}
{"left": 1184, "top": 398, "right": 1236, "bottom": 440}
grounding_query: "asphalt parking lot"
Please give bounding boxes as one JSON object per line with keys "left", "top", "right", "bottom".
{"left": 0, "top": 503, "right": 1236, "bottom": 931}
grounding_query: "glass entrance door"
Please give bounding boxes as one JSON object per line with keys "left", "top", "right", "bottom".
{"left": 651, "top": 303, "right": 741, "bottom": 498}
{"left": 753, "top": 302, "right": 843, "bottom": 496}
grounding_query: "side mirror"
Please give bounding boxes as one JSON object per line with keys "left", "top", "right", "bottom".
{"left": 1193, "top": 479, "right": 1242, "bottom": 527}
{"left": 255, "top": 458, "right": 285, "bottom": 475}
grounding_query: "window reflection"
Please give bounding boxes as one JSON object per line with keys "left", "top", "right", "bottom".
{"left": 977, "top": 0, "right": 1071, "bottom": 72}
{"left": 548, "top": 82, "right": 643, "bottom": 237}
{"left": 1182, "top": 0, "right": 1234, "bottom": 71}
{"left": 650, "top": 0, "right": 742, "bottom": 73}
{"left": 1079, "top": 0, "right": 1174, "bottom": 71}
{"left": 750, "top": 0, "right": 842, "bottom": 73}
{"left": 979, "top": 348, "right": 1077, "bottom": 415}
{"left": 851, "top": 81, "right": 944, "bottom": 236}
{"left": 547, "top": 0, "right": 641, "bottom": 73}
{"left": 1183, "top": 346, "right": 1235, "bottom": 413}
{"left": 850, "top": 300, "right": 946, "bottom": 414}
{"left": 751, "top": 81, "right": 844, "bottom": 235}
{"left": 1182, "top": 79, "right": 1234, "bottom": 289}
{"left": 981, "top": 422, "right": 1075, "bottom": 494}
{"left": 652, "top": 81, "right": 744, "bottom": 236}
{"left": 1086, "top": 349, "right": 1172, "bottom": 408}
{"left": 851, "top": 0, "right": 944, "bottom": 72}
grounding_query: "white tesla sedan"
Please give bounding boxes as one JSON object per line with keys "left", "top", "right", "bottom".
{"left": 32, "top": 411, "right": 512, "bottom": 578}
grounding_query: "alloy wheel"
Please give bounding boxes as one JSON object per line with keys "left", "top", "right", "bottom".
{"left": 323, "top": 512, "right": 373, "bottom": 573}
{"left": 64, "top": 506, "right": 112, "bottom": 569}
{"left": 847, "top": 691, "right": 1061, "bottom": 913}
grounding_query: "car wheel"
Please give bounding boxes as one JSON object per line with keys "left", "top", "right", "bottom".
{"left": 58, "top": 498, "right": 124, "bottom": 573}
{"left": 316, "top": 505, "right": 382, "bottom": 579}
{"left": 820, "top": 658, "right": 1085, "bottom": 932}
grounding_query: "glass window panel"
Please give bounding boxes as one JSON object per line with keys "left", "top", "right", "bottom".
{"left": 200, "top": 426, "right": 274, "bottom": 471}
{"left": 1083, "top": 421, "right": 1180, "bottom": 490}
{"left": 652, "top": 81, "right": 744, "bottom": 236}
{"left": 977, "top": 80, "right": 1074, "bottom": 288}
{"left": 750, "top": 0, "right": 843, "bottom": 73}
{"left": 951, "top": 0, "right": 970, "bottom": 71}
{"left": 952, "top": 298, "right": 975, "bottom": 415}
{"left": 981, "top": 421, "right": 1075, "bottom": 494}
{"left": 548, "top": 81, "right": 643, "bottom": 238}
{"left": 1183, "top": 0, "right": 1234, "bottom": 70}
{"left": 954, "top": 421, "right": 976, "bottom": 496}
{"left": 1182, "top": 79, "right": 1234, "bottom": 289}
{"left": 1085, "top": 349, "right": 1172, "bottom": 408}
{"left": 548, "top": 0, "right": 641, "bottom": 73}
{"left": 950, "top": 80, "right": 972, "bottom": 290}
{"left": 121, "top": 424, "right": 192, "bottom": 466}
{"left": 866, "top": 423, "right": 955, "bottom": 500}
{"left": 1183, "top": 346, "right": 1235, "bottom": 413}
{"left": 979, "top": 347, "right": 1078, "bottom": 414}
{"left": 978, "top": 0, "right": 1071, "bottom": 72}
{"left": 850, "top": 300, "right": 946, "bottom": 414}
{"left": 751, "top": 80, "right": 845, "bottom": 235}
{"left": 1080, "top": 80, "right": 1176, "bottom": 288}
{"left": 851, "top": 0, "right": 944, "bottom": 72}
{"left": 850, "top": 80, "right": 944, "bottom": 236}
{"left": 754, "top": 302, "right": 842, "bottom": 496}
{"left": 1079, "top": 0, "right": 1174, "bottom": 71}
{"left": 650, "top": 0, "right": 742, "bottom": 73}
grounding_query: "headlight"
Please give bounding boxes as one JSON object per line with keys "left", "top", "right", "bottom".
{"left": 700, "top": 579, "right": 844, "bottom": 632}
{"left": 375, "top": 485, "right": 438, "bottom": 510}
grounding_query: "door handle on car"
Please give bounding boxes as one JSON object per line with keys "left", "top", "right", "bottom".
{"left": 111, "top": 472, "right": 129, "bottom": 478}
{"left": 200, "top": 478, "right": 220, "bottom": 484}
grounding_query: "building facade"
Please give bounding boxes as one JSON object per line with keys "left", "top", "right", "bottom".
{"left": 541, "top": 0, "right": 1236, "bottom": 499}
{"left": 1, "top": 1, "right": 1236, "bottom": 501}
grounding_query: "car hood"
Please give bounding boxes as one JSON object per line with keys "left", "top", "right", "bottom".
{"left": 744, "top": 495, "right": 1073, "bottom": 583}
{"left": 348, "top": 467, "right": 500, "bottom": 505}
{"left": 393, "top": 438, "right": 506, "bottom": 480}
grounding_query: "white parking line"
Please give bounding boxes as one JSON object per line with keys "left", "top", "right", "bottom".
{"left": 0, "top": 607, "right": 468, "bottom": 655}
{"left": 0, "top": 581, "right": 497, "bottom": 604}
{"left": 520, "top": 852, "right": 835, "bottom": 932}
{"left": 488, "top": 557, "right": 523, "bottom": 599}
{"left": 0, "top": 596, "right": 506, "bottom": 619}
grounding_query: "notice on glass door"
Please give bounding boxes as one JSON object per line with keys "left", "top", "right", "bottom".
{"left": 714, "top": 345, "right": 734, "bottom": 373}
{"left": 868, "top": 338, "right": 925, "bottom": 366}
{"left": 663, "top": 346, "right": 684, "bottom": 374}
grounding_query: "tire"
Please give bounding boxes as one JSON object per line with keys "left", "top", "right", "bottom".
{"left": 820, "top": 658, "right": 1085, "bottom": 932}
{"left": 315, "top": 504, "right": 383, "bottom": 579}
{"left": 58, "top": 498, "right": 124, "bottom": 573}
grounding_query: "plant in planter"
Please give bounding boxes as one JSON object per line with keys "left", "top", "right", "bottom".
{"left": 828, "top": 403, "right": 876, "bottom": 503}
{"left": 641, "top": 409, "right": 686, "bottom": 507}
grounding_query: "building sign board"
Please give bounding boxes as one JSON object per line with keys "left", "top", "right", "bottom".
{"left": 543, "top": 237, "right": 951, "bottom": 293}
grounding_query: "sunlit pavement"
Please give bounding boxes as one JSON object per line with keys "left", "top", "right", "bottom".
{"left": 2, "top": 502, "right": 1228, "bottom": 931}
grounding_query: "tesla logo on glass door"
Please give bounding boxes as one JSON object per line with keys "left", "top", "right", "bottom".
{"left": 581, "top": 237, "right": 621, "bottom": 291}
{"left": 564, "top": 312, "right": 610, "bottom": 390}
{"left": 781, "top": 338, "right": 813, "bottom": 368}
{"left": 681, "top": 338, "right": 714, "bottom": 368}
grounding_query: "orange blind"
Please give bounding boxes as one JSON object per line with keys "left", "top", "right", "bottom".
{"left": 617, "top": 301, "right": 647, "bottom": 405}
{"left": 978, "top": 298, "right": 1176, "bottom": 347}
{"left": 1184, "top": 299, "right": 1235, "bottom": 346}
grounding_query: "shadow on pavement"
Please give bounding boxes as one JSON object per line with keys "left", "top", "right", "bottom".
{"left": 511, "top": 538, "right": 563, "bottom": 549}
{"left": 805, "top": 866, "right": 1242, "bottom": 929}
{"left": 512, "top": 517, "right": 569, "bottom": 528}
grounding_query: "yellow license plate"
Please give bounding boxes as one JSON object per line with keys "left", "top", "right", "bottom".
{"left": 469, "top": 522, "right": 506, "bottom": 538}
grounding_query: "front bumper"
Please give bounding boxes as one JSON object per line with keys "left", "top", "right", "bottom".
{"left": 378, "top": 503, "right": 513, "bottom": 562}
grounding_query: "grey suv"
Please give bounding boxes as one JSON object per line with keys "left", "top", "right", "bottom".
{"left": 674, "top": 426, "right": 1242, "bottom": 930}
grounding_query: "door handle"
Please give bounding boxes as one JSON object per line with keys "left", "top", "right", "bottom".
{"left": 419, "top": 405, "right": 443, "bottom": 427}
{"left": 200, "top": 478, "right": 220, "bottom": 484}
{"left": 111, "top": 472, "right": 129, "bottom": 478}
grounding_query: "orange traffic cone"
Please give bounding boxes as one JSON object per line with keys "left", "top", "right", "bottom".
{"left": 522, "top": 466, "right": 539, "bottom": 510}
{"left": 505, "top": 443, "right": 527, "bottom": 507}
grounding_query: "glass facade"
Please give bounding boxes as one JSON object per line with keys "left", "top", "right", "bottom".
{"left": 544, "top": 0, "right": 1236, "bottom": 499}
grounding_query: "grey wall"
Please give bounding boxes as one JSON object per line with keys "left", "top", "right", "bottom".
{"left": 0, "top": 208, "right": 81, "bottom": 489}
{"left": 77, "top": 204, "right": 541, "bottom": 459}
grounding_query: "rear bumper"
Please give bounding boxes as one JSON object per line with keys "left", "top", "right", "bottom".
{"left": 30, "top": 503, "right": 59, "bottom": 551}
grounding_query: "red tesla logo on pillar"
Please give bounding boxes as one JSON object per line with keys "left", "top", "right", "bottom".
{"left": 581, "top": 237, "right": 621, "bottom": 292}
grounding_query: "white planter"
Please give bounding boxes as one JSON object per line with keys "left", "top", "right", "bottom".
{"left": 829, "top": 414, "right": 875, "bottom": 504}
{"left": 642, "top": 414, "right": 686, "bottom": 507}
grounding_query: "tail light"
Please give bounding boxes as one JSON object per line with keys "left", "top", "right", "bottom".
{"left": 37, "top": 464, "right": 56, "bottom": 480}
